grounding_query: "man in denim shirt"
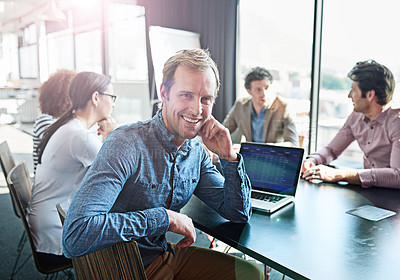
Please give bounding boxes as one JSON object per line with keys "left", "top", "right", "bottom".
{"left": 62, "top": 49, "right": 264, "bottom": 279}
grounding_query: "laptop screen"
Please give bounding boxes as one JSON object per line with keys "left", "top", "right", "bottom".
{"left": 240, "top": 142, "right": 304, "bottom": 195}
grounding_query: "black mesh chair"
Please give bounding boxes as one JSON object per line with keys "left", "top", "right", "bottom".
{"left": 7, "top": 162, "right": 73, "bottom": 279}
{"left": 56, "top": 203, "right": 147, "bottom": 280}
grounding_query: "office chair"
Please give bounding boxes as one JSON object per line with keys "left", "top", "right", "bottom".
{"left": 0, "top": 141, "right": 20, "bottom": 218}
{"left": 7, "top": 162, "right": 73, "bottom": 279}
{"left": 0, "top": 141, "right": 31, "bottom": 279}
{"left": 56, "top": 203, "right": 147, "bottom": 280}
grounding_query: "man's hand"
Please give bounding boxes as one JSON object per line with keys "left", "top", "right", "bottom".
{"left": 200, "top": 116, "right": 237, "bottom": 161}
{"left": 97, "top": 118, "right": 118, "bottom": 142}
{"left": 301, "top": 158, "right": 317, "bottom": 174}
{"left": 302, "top": 164, "right": 339, "bottom": 182}
{"left": 302, "top": 164, "right": 361, "bottom": 185}
{"left": 166, "top": 209, "right": 196, "bottom": 248}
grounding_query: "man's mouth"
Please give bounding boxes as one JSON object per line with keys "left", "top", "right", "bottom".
{"left": 182, "top": 115, "right": 201, "bottom": 124}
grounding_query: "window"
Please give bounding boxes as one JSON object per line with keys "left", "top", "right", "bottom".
{"left": 19, "top": 45, "right": 38, "bottom": 78}
{"left": 239, "top": 0, "right": 314, "bottom": 149}
{"left": 47, "top": 31, "right": 74, "bottom": 75}
{"left": 19, "top": 24, "right": 38, "bottom": 78}
{"left": 319, "top": 0, "right": 400, "bottom": 165}
{"left": 75, "top": 30, "right": 102, "bottom": 73}
{"left": 108, "top": 3, "right": 148, "bottom": 81}
{"left": 0, "top": 33, "right": 20, "bottom": 84}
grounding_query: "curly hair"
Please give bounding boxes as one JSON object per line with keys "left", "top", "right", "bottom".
{"left": 39, "top": 69, "right": 77, "bottom": 118}
{"left": 347, "top": 60, "right": 395, "bottom": 105}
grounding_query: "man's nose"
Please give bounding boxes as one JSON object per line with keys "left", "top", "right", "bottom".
{"left": 261, "top": 90, "right": 267, "bottom": 97}
{"left": 190, "top": 99, "right": 202, "bottom": 115}
{"left": 348, "top": 90, "right": 352, "bottom": 99}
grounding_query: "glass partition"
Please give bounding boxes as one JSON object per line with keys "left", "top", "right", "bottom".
{"left": 239, "top": 0, "right": 314, "bottom": 150}
{"left": 320, "top": 0, "right": 400, "bottom": 165}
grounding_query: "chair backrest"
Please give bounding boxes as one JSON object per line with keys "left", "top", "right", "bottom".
{"left": 55, "top": 203, "right": 147, "bottom": 280}
{"left": 7, "top": 162, "right": 32, "bottom": 211}
{"left": 56, "top": 203, "right": 66, "bottom": 225}
{"left": 0, "top": 141, "right": 16, "bottom": 178}
{"left": 0, "top": 141, "right": 20, "bottom": 218}
{"left": 72, "top": 241, "right": 147, "bottom": 280}
{"left": 7, "top": 162, "right": 72, "bottom": 274}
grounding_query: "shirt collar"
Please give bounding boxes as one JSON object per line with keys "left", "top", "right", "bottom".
{"left": 153, "top": 109, "right": 190, "bottom": 154}
{"left": 251, "top": 104, "right": 267, "bottom": 117}
{"left": 363, "top": 105, "right": 390, "bottom": 125}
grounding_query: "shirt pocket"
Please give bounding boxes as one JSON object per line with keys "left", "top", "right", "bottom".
{"left": 173, "top": 177, "right": 199, "bottom": 209}
{"left": 124, "top": 180, "right": 172, "bottom": 210}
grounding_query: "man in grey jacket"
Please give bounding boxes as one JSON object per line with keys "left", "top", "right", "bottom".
{"left": 223, "top": 67, "right": 298, "bottom": 147}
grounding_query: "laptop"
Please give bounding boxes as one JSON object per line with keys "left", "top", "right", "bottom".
{"left": 239, "top": 142, "right": 304, "bottom": 214}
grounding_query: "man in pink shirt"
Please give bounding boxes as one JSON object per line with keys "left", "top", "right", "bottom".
{"left": 303, "top": 60, "right": 400, "bottom": 188}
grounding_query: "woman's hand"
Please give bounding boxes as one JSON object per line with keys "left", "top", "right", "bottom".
{"left": 97, "top": 118, "right": 118, "bottom": 142}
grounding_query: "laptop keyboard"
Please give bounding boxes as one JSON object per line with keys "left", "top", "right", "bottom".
{"left": 251, "top": 192, "right": 285, "bottom": 203}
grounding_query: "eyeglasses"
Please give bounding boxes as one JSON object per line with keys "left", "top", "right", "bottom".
{"left": 99, "top": 92, "right": 117, "bottom": 103}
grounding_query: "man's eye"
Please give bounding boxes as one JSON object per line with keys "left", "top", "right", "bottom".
{"left": 201, "top": 97, "right": 213, "bottom": 105}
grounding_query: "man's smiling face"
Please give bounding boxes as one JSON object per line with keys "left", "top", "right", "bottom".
{"left": 161, "top": 65, "right": 216, "bottom": 147}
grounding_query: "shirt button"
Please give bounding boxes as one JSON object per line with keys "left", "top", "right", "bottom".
{"left": 367, "top": 141, "right": 370, "bottom": 144}
{"left": 371, "top": 127, "right": 374, "bottom": 129}
{"left": 372, "top": 163, "right": 375, "bottom": 167}
{"left": 366, "top": 155, "right": 369, "bottom": 158}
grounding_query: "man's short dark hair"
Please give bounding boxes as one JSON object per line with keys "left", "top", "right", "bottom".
{"left": 347, "top": 60, "right": 395, "bottom": 105}
{"left": 244, "top": 67, "right": 273, "bottom": 90}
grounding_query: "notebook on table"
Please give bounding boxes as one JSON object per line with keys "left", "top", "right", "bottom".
{"left": 239, "top": 142, "right": 304, "bottom": 214}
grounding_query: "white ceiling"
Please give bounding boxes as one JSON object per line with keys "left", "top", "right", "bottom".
{"left": 0, "top": 0, "right": 54, "bottom": 33}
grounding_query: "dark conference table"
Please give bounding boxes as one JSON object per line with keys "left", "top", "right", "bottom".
{"left": 181, "top": 180, "right": 400, "bottom": 280}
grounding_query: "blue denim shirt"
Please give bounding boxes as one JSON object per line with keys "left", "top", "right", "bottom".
{"left": 251, "top": 105, "right": 267, "bottom": 143}
{"left": 62, "top": 110, "right": 252, "bottom": 267}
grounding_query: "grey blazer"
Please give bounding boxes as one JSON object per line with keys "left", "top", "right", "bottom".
{"left": 222, "top": 96, "right": 299, "bottom": 147}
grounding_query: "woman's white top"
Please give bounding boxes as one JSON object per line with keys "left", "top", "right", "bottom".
{"left": 27, "top": 118, "right": 102, "bottom": 255}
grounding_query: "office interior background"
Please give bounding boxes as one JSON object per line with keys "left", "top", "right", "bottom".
{"left": 0, "top": 0, "right": 399, "bottom": 165}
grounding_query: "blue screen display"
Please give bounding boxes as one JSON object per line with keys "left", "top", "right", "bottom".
{"left": 240, "top": 143, "right": 304, "bottom": 195}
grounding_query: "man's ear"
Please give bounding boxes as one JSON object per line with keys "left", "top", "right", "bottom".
{"left": 160, "top": 85, "right": 168, "bottom": 102}
{"left": 91, "top": 91, "right": 100, "bottom": 107}
{"left": 366, "top": 90, "right": 377, "bottom": 103}
{"left": 246, "top": 88, "right": 252, "bottom": 96}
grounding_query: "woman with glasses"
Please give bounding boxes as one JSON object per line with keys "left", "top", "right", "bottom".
{"left": 27, "top": 72, "right": 117, "bottom": 260}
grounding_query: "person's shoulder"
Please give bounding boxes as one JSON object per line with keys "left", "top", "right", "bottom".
{"left": 33, "top": 113, "right": 55, "bottom": 133}
{"left": 35, "top": 113, "right": 54, "bottom": 121}
{"left": 34, "top": 113, "right": 55, "bottom": 126}
{"left": 235, "top": 96, "right": 253, "bottom": 106}
{"left": 113, "top": 119, "right": 152, "bottom": 135}
{"left": 106, "top": 119, "right": 154, "bottom": 146}
{"left": 386, "top": 107, "right": 400, "bottom": 118}
{"left": 384, "top": 107, "right": 400, "bottom": 125}
{"left": 346, "top": 111, "right": 364, "bottom": 121}
{"left": 271, "top": 96, "right": 288, "bottom": 108}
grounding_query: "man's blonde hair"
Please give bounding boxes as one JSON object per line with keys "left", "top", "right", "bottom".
{"left": 162, "top": 49, "right": 220, "bottom": 97}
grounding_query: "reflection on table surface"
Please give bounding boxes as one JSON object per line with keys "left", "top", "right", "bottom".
{"left": 182, "top": 180, "right": 400, "bottom": 280}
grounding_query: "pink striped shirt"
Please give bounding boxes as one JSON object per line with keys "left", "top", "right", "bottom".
{"left": 310, "top": 107, "right": 400, "bottom": 188}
